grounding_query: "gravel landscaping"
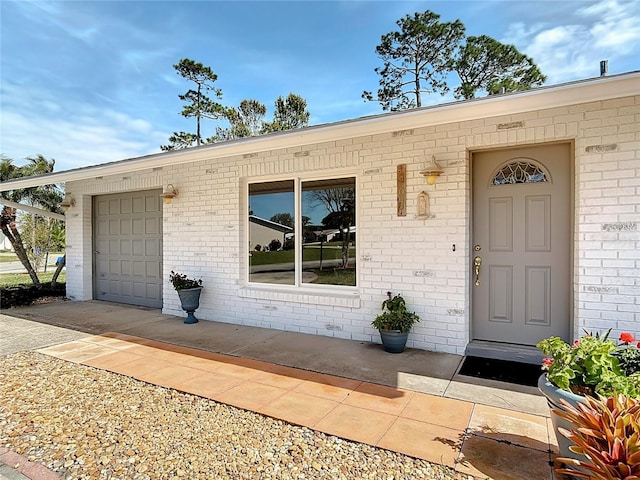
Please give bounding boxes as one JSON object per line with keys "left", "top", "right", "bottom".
{"left": 0, "top": 351, "right": 460, "bottom": 479}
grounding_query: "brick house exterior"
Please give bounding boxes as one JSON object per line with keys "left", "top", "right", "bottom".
{"left": 2, "top": 72, "right": 638, "bottom": 358}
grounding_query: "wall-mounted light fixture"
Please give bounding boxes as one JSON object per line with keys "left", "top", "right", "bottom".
{"left": 420, "top": 156, "right": 444, "bottom": 185}
{"left": 60, "top": 194, "right": 76, "bottom": 212}
{"left": 160, "top": 184, "right": 178, "bottom": 204}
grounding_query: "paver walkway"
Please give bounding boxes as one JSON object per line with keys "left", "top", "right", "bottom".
{"left": 0, "top": 447, "right": 60, "bottom": 480}
{"left": 36, "top": 332, "right": 559, "bottom": 480}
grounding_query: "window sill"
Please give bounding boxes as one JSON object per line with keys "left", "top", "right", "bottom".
{"left": 238, "top": 286, "right": 361, "bottom": 308}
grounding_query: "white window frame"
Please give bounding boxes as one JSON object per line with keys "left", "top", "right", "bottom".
{"left": 245, "top": 172, "right": 358, "bottom": 293}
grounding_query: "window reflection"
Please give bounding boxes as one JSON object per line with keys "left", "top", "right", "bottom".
{"left": 247, "top": 177, "right": 356, "bottom": 287}
{"left": 248, "top": 180, "right": 295, "bottom": 285}
{"left": 302, "top": 178, "right": 356, "bottom": 286}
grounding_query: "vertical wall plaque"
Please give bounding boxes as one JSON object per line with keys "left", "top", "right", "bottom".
{"left": 417, "top": 191, "right": 429, "bottom": 219}
{"left": 397, "top": 164, "right": 407, "bottom": 216}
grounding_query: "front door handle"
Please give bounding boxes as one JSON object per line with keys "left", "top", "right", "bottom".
{"left": 474, "top": 256, "right": 482, "bottom": 286}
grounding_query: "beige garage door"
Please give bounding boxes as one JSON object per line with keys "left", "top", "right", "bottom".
{"left": 94, "top": 190, "right": 163, "bottom": 308}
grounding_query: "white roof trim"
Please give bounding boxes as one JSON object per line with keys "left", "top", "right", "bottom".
{"left": 1, "top": 71, "right": 638, "bottom": 192}
{"left": 0, "top": 198, "right": 66, "bottom": 221}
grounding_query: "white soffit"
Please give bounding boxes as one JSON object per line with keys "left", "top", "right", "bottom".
{"left": 1, "top": 71, "right": 638, "bottom": 192}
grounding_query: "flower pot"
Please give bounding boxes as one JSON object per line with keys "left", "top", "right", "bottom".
{"left": 538, "top": 374, "right": 587, "bottom": 475}
{"left": 177, "top": 287, "right": 202, "bottom": 324}
{"left": 379, "top": 330, "right": 409, "bottom": 353}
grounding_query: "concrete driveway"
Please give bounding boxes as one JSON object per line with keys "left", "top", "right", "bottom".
{"left": 0, "top": 313, "right": 89, "bottom": 355}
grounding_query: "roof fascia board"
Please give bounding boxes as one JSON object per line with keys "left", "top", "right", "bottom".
{"left": 2, "top": 72, "right": 638, "bottom": 192}
{"left": 0, "top": 198, "right": 66, "bottom": 221}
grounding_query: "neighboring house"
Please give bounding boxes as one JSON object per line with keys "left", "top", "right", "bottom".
{"left": 249, "top": 215, "right": 293, "bottom": 251}
{"left": 317, "top": 226, "right": 356, "bottom": 243}
{"left": 0, "top": 231, "right": 13, "bottom": 251}
{"left": 1, "top": 72, "right": 638, "bottom": 360}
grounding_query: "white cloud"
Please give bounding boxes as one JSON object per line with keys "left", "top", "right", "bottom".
{"left": 2, "top": 109, "right": 167, "bottom": 170}
{"left": 502, "top": 0, "right": 640, "bottom": 83}
{"left": 0, "top": 80, "right": 167, "bottom": 171}
{"left": 580, "top": 0, "right": 640, "bottom": 52}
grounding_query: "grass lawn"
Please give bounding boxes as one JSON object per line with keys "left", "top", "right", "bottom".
{"left": 250, "top": 246, "right": 356, "bottom": 266}
{"left": 0, "top": 252, "right": 64, "bottom": 263}
{"left": 309, "top": 268, "right": 356, "bottom": 286}
{"left": 0, "top": 271, "right": 66, "bottom": 287}
{"left": 0, "top": 252, "right": 19, "bottom": 263}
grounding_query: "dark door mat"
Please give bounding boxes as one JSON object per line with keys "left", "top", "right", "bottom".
{"left": 458, "top": 356, "right": 542, "bottom": 387}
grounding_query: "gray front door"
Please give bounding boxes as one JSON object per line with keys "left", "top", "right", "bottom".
{"left": 94, "top": 190, "right": 163, "bottom": 308}
{"left": 472, "top": 144, "right": 571, "bottom": 345}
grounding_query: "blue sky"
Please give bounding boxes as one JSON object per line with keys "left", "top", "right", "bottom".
{"left": 1, "top": 0, "right": 639, "bottom": 173}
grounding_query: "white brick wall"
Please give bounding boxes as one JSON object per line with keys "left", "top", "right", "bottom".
{"left": 574, "top": 95, "right": 640, "bottom": 340}
{"left": 65, "top": 93, "right": 640, "bottom": 355}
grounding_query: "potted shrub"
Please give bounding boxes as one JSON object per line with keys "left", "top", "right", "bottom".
{"left": 371, "top": 291, "right": 420, "bottom": 353}
{"left": 553, "top": 394, "right": 640, "bottom": 479}
{"left": 169, "top": 271, "right": 203, "bottom": 324}
{"left": 537, "top": 331, "right": 640, "bottom": 466}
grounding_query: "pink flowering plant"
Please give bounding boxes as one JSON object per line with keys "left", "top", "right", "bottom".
{"left": 537, "top": 330, "right": 640, "bottom": 398}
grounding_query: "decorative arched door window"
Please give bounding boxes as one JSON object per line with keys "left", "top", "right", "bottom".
{"left": 491, "top": 158, "right": 549, "bottom": 186}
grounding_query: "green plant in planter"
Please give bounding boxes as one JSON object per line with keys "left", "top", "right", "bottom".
{"left": 169, "top": 271, "right": 203, "bottom": 324}
{"left": 371, "top": 291, "right": 420, "bottom": 333}
{"left": 169, "top": 271, "right": 203, "bottom": 291}
{"left": 537, "top": 330, "right": 640, "bottom": 398}
{"left": 554, "top": 394, "right": 640, "bottom": 479}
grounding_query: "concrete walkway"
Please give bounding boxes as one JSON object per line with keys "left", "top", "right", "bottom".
{"left": 1, "top": 301, "right": 559, "bottom": 479}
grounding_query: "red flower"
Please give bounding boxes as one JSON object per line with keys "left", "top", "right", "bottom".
{"left": 637, "top": 341, "right": 640, "bottom": 349}
{"left": 620, "top": 332, "right": 635, "bottom": 344}
{"left": 572, "top": 340, "right": 581, "bottom": 349}
{"left": 542, "top": 357, "right": 554, "bottom": 368}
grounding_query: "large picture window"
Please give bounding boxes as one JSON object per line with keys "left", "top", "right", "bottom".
{"left": 248, "top": 177, "right": 356, "bottom": 287}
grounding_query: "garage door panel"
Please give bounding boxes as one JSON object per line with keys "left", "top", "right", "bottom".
{"left": 132, "top": 239, "right": 144, "bottom": 256}
{"left": 108, "top": 239, "right": 119, "bottom": 255}
{"left": 94, "top": 190, "right": 162, "bottom": 308}
{"left": 96, "top": 200, "right": 108, "bottom": 215}
{"left": 147, "top": 284, "right": 160, "bottom": 301}
{"left": 132, "top": 218, "right": 144, "bottom": 235}
{"left": 121, "top": 260, "right": 131, "bottom": 276}
{"left": 145, "top": 239, "right": 159, "bottom": 256}
{"left": 109, "top": 200, "right": 120, "bottom": 215}
{"left": 132, "top": 261, "right": 145, "bottom": 276}
{"left": 120, "top": 219, "right": 132, "bottom": 234}
{"left": 120, "top": 198, "right": 132, "bottom": 214}
{"left": 109, "top": 260, "right": 121, "bottom": 275}
{"left": 109, "top": 280, "right": 121, "bottom": 295}
{"left": 120, "top": 239, "right": 131, "bottom": 255}
{"left": 145, "top": 218, "right": 158, "bottom": 234}
{"left": 133, "top": 197, "right": 144, "bottom": 213}
{"left": 146, "top": 261, "right": 160, "bottom": 278}
{"left": 109, "top": 219, "right": 119, "bottom": 235}
{"left": 133, "top": 282, "right": 146, "bottom": 298}
{"left": 97, "top": 219, "right": 108, "bottom": 235}
{"left": 145, "top": 196, "right": 158, "bottom": 212}
{"left": 97, "top": 239, "right": 108, "bottom": 254}
{"left": 96, "top": 277, "right": 107, "bottom": 289}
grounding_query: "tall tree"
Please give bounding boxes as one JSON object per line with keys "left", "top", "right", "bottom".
{"left": 269, "top": 212, "right": 294, "bottom": 228}
{"left": 163, "top": 132, "right": 198, "bottom": 150}
{"left": 261, "top": 93, "right": 310, "bottom": 133}
{"left": 161, "top": 58, "right": 224, "bottom": 151}
{"left": 18, "top": 214, "right": 61, "bottom": 273}
{"left": 453, "top": 35, "right": 546, "bottom": 99}
{"left": 214, "top": 99, "right": 267, "bottom": 142}
{"left": 0, "top": 155, "right": 62, "bottom": 288}
{"left": 362, "top": 10, "right": 465, "bottom": 111}
{"left": 309, "top": 187, "right": 355, "bottom": 269}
